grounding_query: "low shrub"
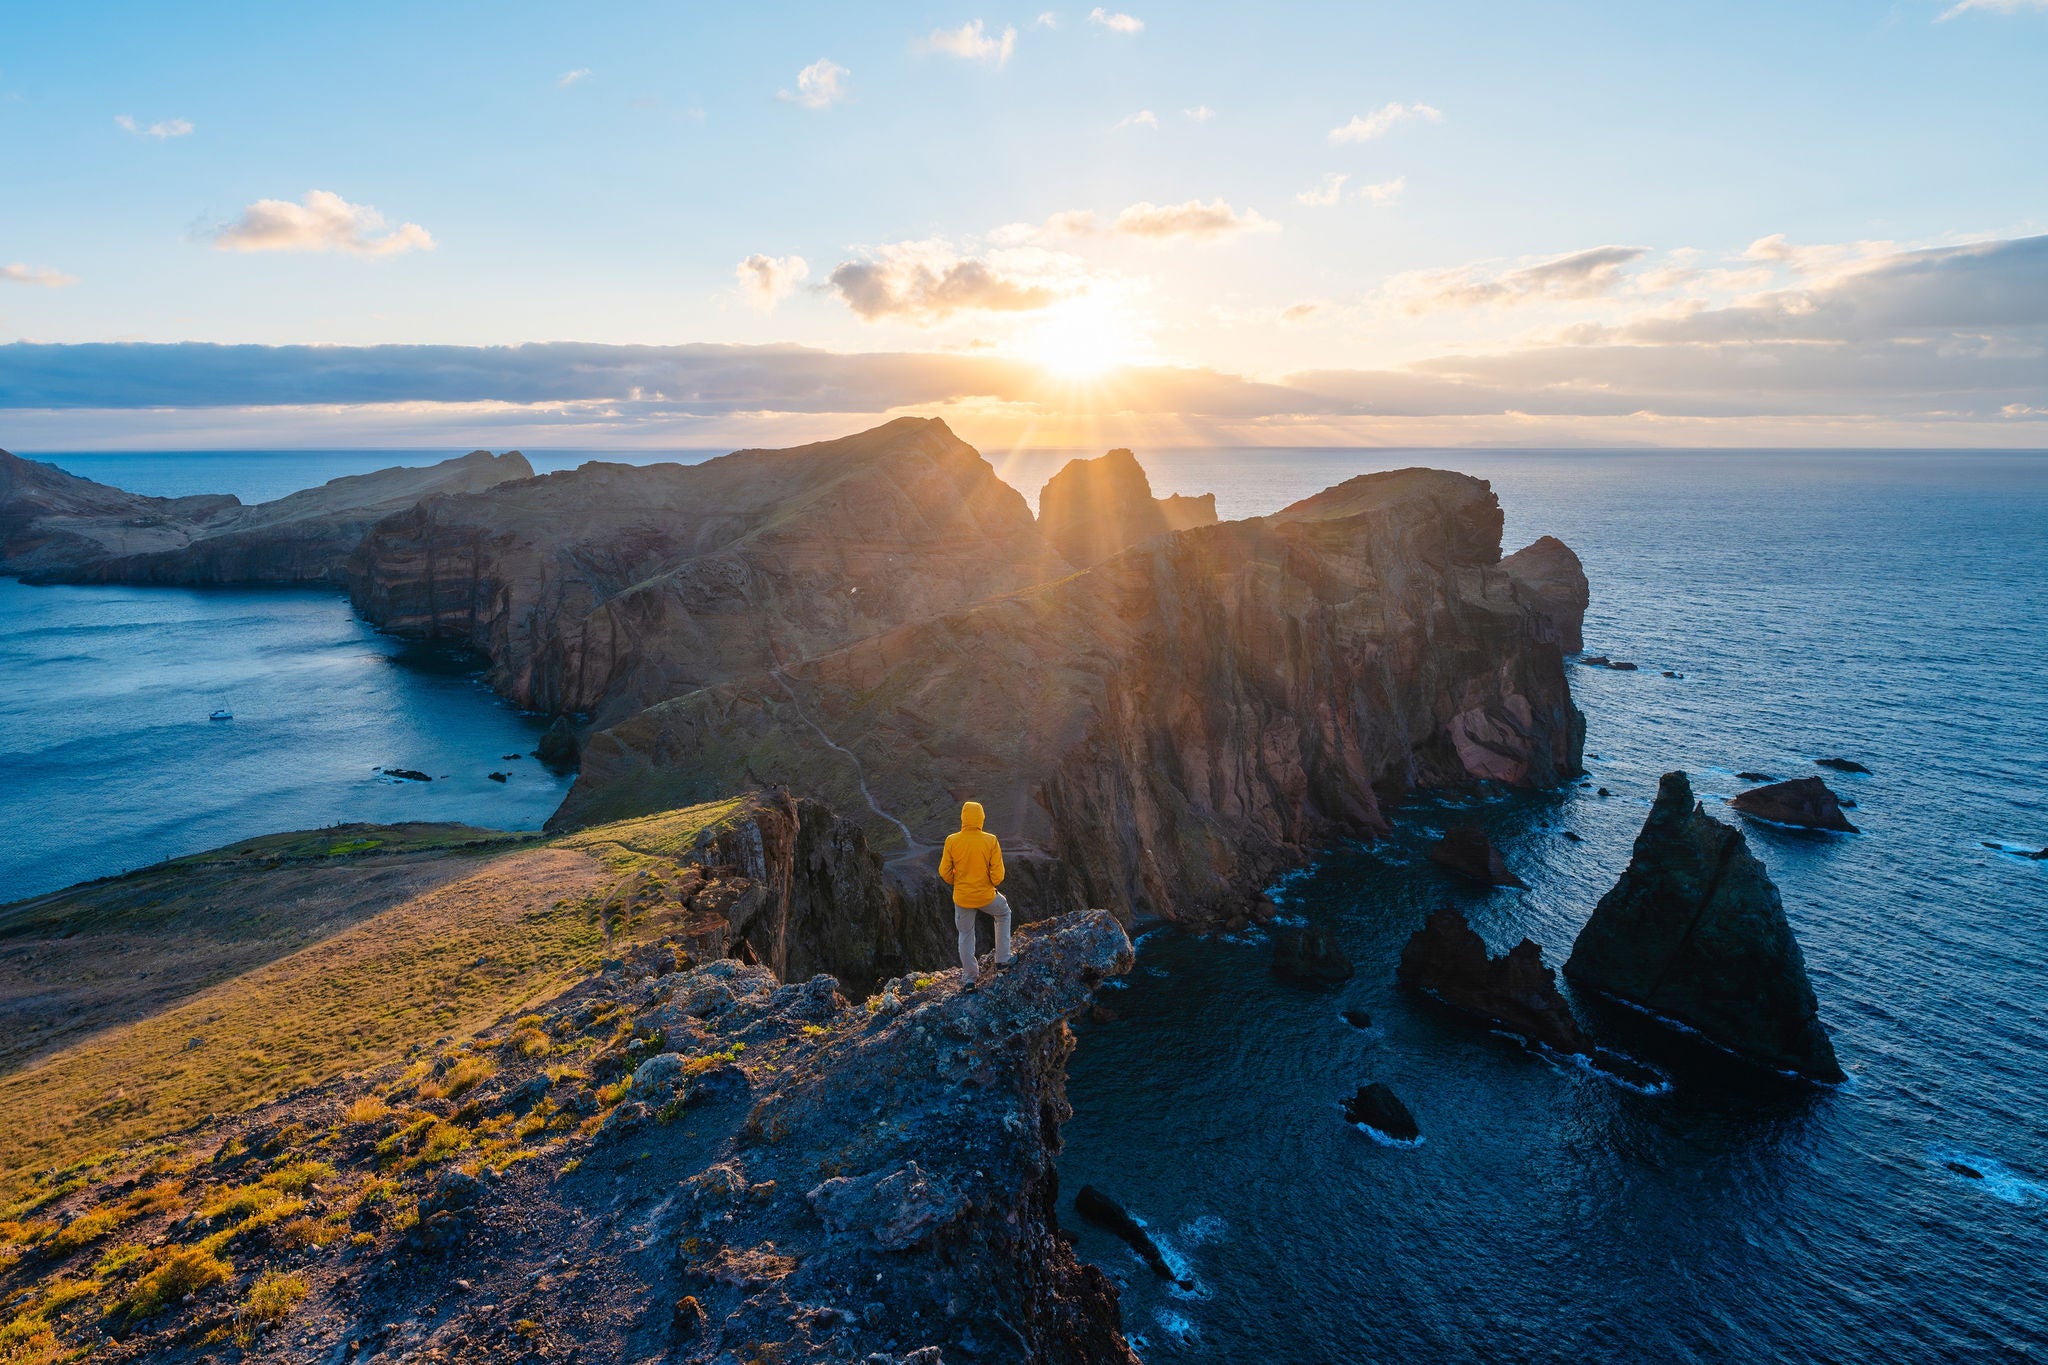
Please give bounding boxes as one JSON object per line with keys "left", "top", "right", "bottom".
{"left": 122, "top": 1246, "right": 231, "bottom": 1319}
{"left": 234, "top": 1269, "right": 308, "bottom": 1345}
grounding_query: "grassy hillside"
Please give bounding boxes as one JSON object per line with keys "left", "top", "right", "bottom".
{"left": 0, "top": 802, "right": 749, "bottom": 1188}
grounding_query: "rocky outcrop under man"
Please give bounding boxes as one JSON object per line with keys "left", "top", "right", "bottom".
{"left": 1565, "top": 771, "right": 1844, "bottom": 1082}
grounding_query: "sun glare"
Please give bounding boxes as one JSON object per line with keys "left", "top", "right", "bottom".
{"left": 1009, "top": 294, "right": 1151, "bottom": 379}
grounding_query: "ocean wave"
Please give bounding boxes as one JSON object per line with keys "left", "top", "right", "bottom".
{"left": 1352, "top": 1122, "right": 1426, "bottom": 1149}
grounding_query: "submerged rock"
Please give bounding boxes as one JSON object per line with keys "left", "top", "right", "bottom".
{"left": 1341, "top": 1007, "right": 1373, "bottom": 1030}
{"left": 1343, "top": 1083, "right": 1420, "bottom": 1142}
{"left": 1397, "top": 906, "right": 1588, "bottom": 1054}
{"left": 1426, "top": 825, "right": 1528, "bottom": 888}
{"left": 1272, "top": 926, "right": 1355, "bottom": 984}
{"left": 1730, "top": 777, "right": 1858, "bottom": 832}
{"left": 1074, "top": 1185, "right": 1189, "bottom": 1287}
{"left": 1565, "top": 771, "right": 1843, "bottom": 1082}
{"left": 1815, "top": 757, "right": 1872, "bottom": 775}
{"left": 381, "top": 767, "right": 432, "bottom": 782}
{"left": 1735, "top": 771, "right": 1775, "bottom": 783}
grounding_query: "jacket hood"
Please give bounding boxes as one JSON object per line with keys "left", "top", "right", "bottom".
{"left": 960, "top": 801, "right": 985, "bottom": 831}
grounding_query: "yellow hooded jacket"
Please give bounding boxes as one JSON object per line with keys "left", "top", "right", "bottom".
{"left": 938, "top": 801, "right": 1005, "bottom": 910}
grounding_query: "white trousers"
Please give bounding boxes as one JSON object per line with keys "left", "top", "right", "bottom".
{"left": 956, "top": 893, "right": 1011, "bottom": 984}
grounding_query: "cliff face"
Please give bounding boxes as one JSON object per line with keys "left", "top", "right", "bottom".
{"left": 347, "top": 418, "right": 1073, "bottom": 722}
{"left": 1036, "top": 446, "right": 1218, "bottom": 567}
{"left": 1565, "top": 771, "right": 1843, "bottom": 1082}
{"left": 561, "top": 467, "right": 1586, "bottom": 927}
{"left": 1499, "top": 534, "right": 1590, "bottom": 654}
{"left": 0, "top": 448, "right": 529, "bottom": 585}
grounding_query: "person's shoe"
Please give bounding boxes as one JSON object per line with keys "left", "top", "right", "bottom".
{"left": 960, "top": 975, "right": 980, "bottom": 992}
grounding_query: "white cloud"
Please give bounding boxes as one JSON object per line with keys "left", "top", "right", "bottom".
{"left": 1280, "top": 301, "right": 1322, "bottom": 323}
{"left": 1088, "top": 7, "right": 1144, "bottom": 32}
{"left": 556, "top": 68, "right": 591, "bottom": 88}
{"left": 1938, "top": 0, "right": 2048, "bottom": 18}
{"left": 1116, "top": 109, "right": 1158, "bottom": 129}
{"left": 1183, "top": 104, "right": 1214, "bottom": 121}
{"left": 1111, "top": 198, "right": 1279, "bottom": 242}
{"left": 2, "top": 262, "right": 78, "bottom": 287}
{"left": 828, "top": 241, "right": 1072, "bottom": 323}
{"left": 1741, "top": 233, "right": 1898, "bottom": 280}
{"left": 989, "top": 209, "right": 1101, "bottom": 245}
{"left": 921, "top": 20, "right": 1018, "bottom": 65}
{"left": 1356, "top": 175, "right": 1406, "bottom": 203}
{"left": 207, "top": 190, "right": 435, "bottom": 256}
{"left": 114, "top": 114, "right": 192, "bottom": 139}
{"left": 1296, "top": 173, "right": 1347, "bottom": 206}
{"left": 1034, "top": 11, "right": 1060, "bottom": 26}
{"left": 735, "top": 254, "right": 810, "bottom": 309}
{"left": 780, "top": 58, "right": 850, "bottom": 109}
{"left": 1328, "top": 101, "right": 1442, "bottom": 143}
{"left": 1393, "top": 245, "right": 1648, "bottom": 312}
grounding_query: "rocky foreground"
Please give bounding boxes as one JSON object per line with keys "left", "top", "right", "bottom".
{"left": 0, "top": 891, "right": 1137, "bottom": 1365}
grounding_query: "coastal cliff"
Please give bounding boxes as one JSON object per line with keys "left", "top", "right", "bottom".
{"left": 1036, "top": 446, "right": 1218, "bottom": 566}
{"left": 0, "top": 806, "right": 1138, "bottom": 1365}
{"left": 0, "top": 448, "right": 528, "bottom": 585}
{"left": 560, "top": 466, "right": 1586, "bottom": 926}
{"left": 346, "top": 419, "right": 1073, "bottom": 722}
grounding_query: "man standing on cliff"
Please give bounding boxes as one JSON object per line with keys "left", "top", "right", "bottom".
{"left": 939, "top": 801, "right": 1010, "bottom": 988}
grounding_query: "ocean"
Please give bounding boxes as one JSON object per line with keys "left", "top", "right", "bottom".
{"left": 6, "top": 446, "right": 2047, "bottom": 1360}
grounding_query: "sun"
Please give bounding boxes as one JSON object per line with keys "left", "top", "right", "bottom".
{"left": 1008, "top": 293, "right": 1151, "bottom": 379}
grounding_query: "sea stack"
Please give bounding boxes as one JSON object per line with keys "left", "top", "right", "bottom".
{"left": 1036, "top": 447, "right": 1218, "bottom": 567}
{"left": 1426, "top": 825, "right": 1528, "bottom": 888}
{"left": 1565, "top": 771, "right": 1843, "bottom": 1082}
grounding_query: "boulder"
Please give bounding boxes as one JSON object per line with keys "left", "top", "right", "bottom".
{"left": 1272, "top": 926, "right": 1354, "bottom": 984}
{"left": 1340, "top": 1008, "right": 1373, "bottom": 1030}
{"left": 1730, "top": 777, "right": 1858, "bottom": 833}
{"left": 1397, "top": 907, "right": 1588, "bottom": 1054}
{"left": 1426, "top": 825, "right": 1528, "bottom": 888}
{"left": 808, "top": 1162, "right": 963, "bottom": 1252}
{"left": 1343, "top": 1083, "right": 1420, "bottom": 1142}
{"left": 1564, "top": 772, "right": 1843, "bottom": 1082}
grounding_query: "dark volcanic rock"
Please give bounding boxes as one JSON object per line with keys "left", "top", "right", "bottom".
{"left": 1565, "top": 771, "right": 1844, "bottom": 1082}
{"left": 1343, "top": 1083, "right": 1420, "bottom": 1142}
{"left": 1397, "top": 906, "right": 1588, "bottom": 1053}
{"left": 1735, "top": 771, "right": 1775, "bottom": 783}
{"left": 1036, "top": 447, "right": 1217, "bottom": 568}
{"left": 536, "top": 715, "right": 580, "bottom": 769}
{"left": 1815, "top": 757, "right": 1872, "bottom": 775}
{"left": 1272, "top": 926, "right": 1354, "bottom": 984}
{"left": 1074, "top": 1185, "right": 1189, "bottom": 1286}
{"left": 1499, "top": 534, "right": 1589, "bottom": 653}
{"left": 380, "top": 768, "right": 432, "bottom": 782}
{"left": 562, "top": 466, "right": 1587, "bottom": 929}
{"left": 1427, "top": 825, "right": 1528, "bottom": 888}
{"left": 1730, "top": 777, "right": 1859, "bottom": 832}
{"left": 1, "top": 447, "right": 527, "bottom": 585}
{"left": 1341, "top": 1007, "right": 1373, "bottom": 1030}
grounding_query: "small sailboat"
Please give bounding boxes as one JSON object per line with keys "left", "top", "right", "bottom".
{"left": 210, "top": 709, "right": 234, "bottom": 721}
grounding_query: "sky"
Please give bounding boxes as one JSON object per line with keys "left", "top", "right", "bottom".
{"left": 2, "top": 0, "right": 2045, "bottom": 451}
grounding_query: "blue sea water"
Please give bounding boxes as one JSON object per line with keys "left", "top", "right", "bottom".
{"left": 8, "top": 445, "right": 2048, "bottom": 1359}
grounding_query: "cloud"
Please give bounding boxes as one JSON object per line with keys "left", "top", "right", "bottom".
{"left": 1741, "top": 232, "right": 1897, "bottom": 279}
{"left": 1396, "top": 244, "right": 1648, "bottom": 311}
{"left": 1111, "top": 199, "right": 1279, "bottom": 242}
{"left": 1183, "top": 104, "right": 1214, "bottom": 121}
{"left": 735, "top": 254, "right": 810, "bottom": 309}
{"left": 920, "top": 20, "right": 1017, "bottom": 65}
{"left": 988, "top": 209, "right": 1101, "bottom": 245}
{"left": 1034, "top": 11, "right": 1060, "bottom": 26}
{"left": 1938, "top": 0, "right": 2048, "bottom": 18}
{"left": 1088, "top": 8, "right": 1144, "bottom": 32}
{"left": 780, "top": 58, "right": 849, "bottom": 109}
{"left": 206, "top": 191, "right": 435, "bottom": 256}
{"left": 556, "top": 68, "right": 591, "bottom": 88}
{"left": 1356, "top": 176, "right": 1406, "bottom": 203}
{"left": 829, "top": 242, "right": 1065, "bottom": 323}
{"left": 2, "top": 263, "right": 78, "bottom": 287}
{"left": 1296, "top": 173, "right": 1347, "bottom": 206}
{"left": 1116, "top": 109, "right": 1158, "bottom": 129}
{"left": 114, "top": 114, "right": 193, "bottom": 139}
{"left": 1280, "top": 301, "right": 1321, "bottom": 323}
{"left": 1328, "top": 101, "right": 1442, "bottom": 143}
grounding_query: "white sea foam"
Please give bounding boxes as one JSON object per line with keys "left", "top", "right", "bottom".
{"left": 1931, "top": 1150, "right": 2048, "bottom": 1207}
{"left": 1353, "top": 1122, "right": 1426, "bottom": 1149}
